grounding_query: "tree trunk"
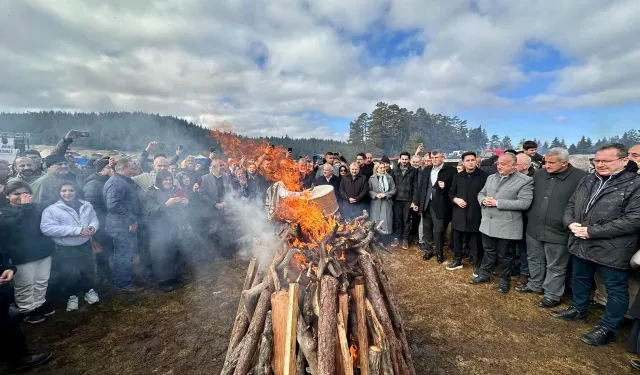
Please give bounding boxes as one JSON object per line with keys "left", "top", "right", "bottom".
{"left": 369, "top": 346, "right": 382, "bottom": 375}
{"left": 255, "top": 311, "right": 273, "bottom": 375}
{"left": 352, "top": 279, "right": 369, "bottom": 375}
{"left": 234, "top": 285, "right": 273, "bottom": 375}
{"left": 318, "top": 276, "right": 338, "bottom": 375}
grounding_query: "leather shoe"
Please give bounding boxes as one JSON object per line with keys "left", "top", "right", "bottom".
{"left": 550, "top": 306, "right": 587, "bottom": 322}
{"left": 422, "top": 252, "right": 433, "bottom": 261}
{"left": 518, "top": 274, "right": 528, "bottom": 286}
{"left": 437, "top": 257, "right": 444, "bottom": 264}
{"left": 418, "top": 243, "right": 427, "bottom": 253}
{"left": 630, "top": 359, "right": 640, "bottom": 370}
{"left": 515, "top": 285, "right": 542, "bottom": 294}
{"left": 497, "top": 284, "right": 510, "bottom": 293}
{"left": 581, "top": 325, "right": 615, "bottom": 346}
{"left": 537, "top": 297, "right": 560, "bottom": 308}
{"left": 9, "top": 352, "right": 52, "bottom": 372}
{"left": 470, "top": 276, "right": 490, "bottom": 284}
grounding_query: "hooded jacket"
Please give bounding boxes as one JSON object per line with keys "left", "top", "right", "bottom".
{"left": 40, "top": 200, "right": 99, "bottom": 247}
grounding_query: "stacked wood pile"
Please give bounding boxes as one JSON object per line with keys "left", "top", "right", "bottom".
{"left": 221, "top": 211, "right": 416, "bottom": 375}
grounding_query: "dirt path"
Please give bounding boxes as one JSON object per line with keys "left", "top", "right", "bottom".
{"left": 13, "top": 247, "right": 637, "bottom": 374}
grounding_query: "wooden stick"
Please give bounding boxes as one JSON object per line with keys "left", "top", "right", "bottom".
{"left": 224, "top": 258, "right": 258, "bottom": 366}
{"left": 271, "top": 291, "right": 289, "bottom": 375}
{"left": 335, "top": 292, "right": 349, "bottom": 375}
{"left": 244, "top": 258, "right": 258, "bottom": 289}
{"left": 352, "top": 279, "right": 370, "bottom": 375}
{"left": 234, "top": 284, "right": 273, "bottom": 375}
{"left": 221, "top": 336, "right": 247, "bottom": 375}
{"left": 337, "top": 312, "right": 354, "bottom": 375}
{"left": 365, "top": 300, "right": 393, "bottom": 375}
{"left": 284, "top": 283, "right": 300, "bottom": 375}
{"left": 318, "top": 276, "right": 338, "bottom": 375}
{"left": 295, "top": 348, "right": 306, "bottom": 375}
{"left": 296, "top": 312, "right": 318, "bottom": 375}
{"left": 243, "top": 282, "right": 264, "bottom": 321}
{"left": 369, "top": 346, "right": 382, "bottom": 375}
{"left": 255, "top": 311, "right": 273, "bottom": 375}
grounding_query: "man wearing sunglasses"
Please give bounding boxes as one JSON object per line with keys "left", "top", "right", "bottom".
{"left": 30, "top": 154, "right": 72, "bottom": 206}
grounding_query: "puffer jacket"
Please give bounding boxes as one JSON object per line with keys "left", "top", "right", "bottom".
{"left": 563, "top": 170, "right": 640, "bottom": 270}
{"left": 40, "top": 200, "right": 99, "bottom": 246}
{"left": 0, "top": 203, "right": 54, "bottom": 265}
{"left": 103, "top": 173, "right": 142, "bottom": 232}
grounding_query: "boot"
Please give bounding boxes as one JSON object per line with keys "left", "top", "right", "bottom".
{"left": 581, "top": 325, "right": 615, "bottom": 346}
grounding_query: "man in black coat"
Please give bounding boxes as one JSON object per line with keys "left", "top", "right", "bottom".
{"left": 391, "top": 152, "right": 419, "bottom": 249}
{"left": 412, "top": 150, "right": 457, "bottom": 263}
{"left": 516, "top": 148, "right": 587, "bottom": 309}
{"left": 315, "top": 164, "right": 341, "bottom": 202}
{"left": 552, "top": 144, "right": 640, "bottom": 346}
{"left": 339, "top": 163, "right": 368, "bottom": 220}
{"left": 446, "top": 152, "right": 488, "bottom": 273}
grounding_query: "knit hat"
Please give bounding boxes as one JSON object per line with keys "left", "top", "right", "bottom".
{"left": 94, "top": 157, "right": 110, "bottom": 172}
{"left": 381, "top": 156, "right": 391, "bottom": 164}
{"left": 44, "top": 154, "right": 66, "bottom": 168}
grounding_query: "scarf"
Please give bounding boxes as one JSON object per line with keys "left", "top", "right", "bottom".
{"left": 377, "top": 173, "right": 389, "bottom": 192}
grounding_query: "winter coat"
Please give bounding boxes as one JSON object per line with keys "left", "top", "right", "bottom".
{"left": 30, "top": 173, "right": 70, "bottom": 206}
{"left": 478, "top": 171, "right": 534, "bottom": 240}
{"left": 563, "top": 170, "right": 640, "bottom": 270}
{"left": 526, "top": 165, "right": 587, "bottom": 244}
{"left": 246, "top": 173, "right": 269, "bottom": 202}
{"left": 0, "top": 203, "right": 54, "bottom": 265}
{"left": 103, "top": 173, "right": 142, "bottom": 233}
{"left": 361, "top": 163, "right": 374, "bottom": 179}
{"left": 413, "top": 164, "right": 457, "bottom": 220}
{"left": 449, "top": 168, "right": 489, "bottom": 232}
{"left": 199, "top": 173, "right": 233, "bottom": 221}
{"left": 314, "top": 175, "right": 341, "bottom": 202}
{"left": 144, "top": 187, "right": 188, "bottom": 245}
{"left": 40, "top": 200, "right": 99, "bottom": 247}
{"left": 390, "top": 165, "right": 419, "bottom": 202}
{"left": 83, "top": 173, "right": 110, "bottom": 223}
{"left": 300, "top": 171, "right": 315, "bottom": 190}
{"left": 339, "top": 174, "right": 369, "bottom": 219}
{"left": 368, "top": 174, "right": 396, "bottom": 234}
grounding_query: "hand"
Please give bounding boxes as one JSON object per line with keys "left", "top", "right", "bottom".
{"left": 453, "top": 198, "right": 467, "bottom": 208}
{"left": 176, "top": 147, "right": 183, "bottom": 156}
{"left": 20, "top": 193, "right": 32, "bottom": 204}
{"left": 180, "top": 198, "right": 189, "bottom": 205}
{"left": 483, "top": 197, "right": 497, "bottom": 207}
{"left": 411, "top": 203, "right": 419, "bottom": 212}
{"left": 80, "top": 227, "right": 92, "bottom": 236}
{"left": 416, "top": 144, "right": 424, "bottom": 155}
{"left": 568, "top": 223, "right": 582, "bottom": 231}
{"left": 65, "top": 130, "right": 81, "bottom": 140}
{"left": 109, "top": 157, "right": 116, "bottom": 168}
{"left": 376, "top": 193, "right": 385, "bottom": 199}
{"left": 438, "top": 181, "right": 445, "bottom": 189}
{"left": 129, "top": 223, "right": 138, "bottom": 233}
{"left": 86, "top": 226, "right": 97, "bottom": 236}
{"left": 166, "top": 197, "right": 182, "bottom": 207}
{"left": 215, "top": 202, "right": 226, "bottom": 209}
{"left": 349, "top": 198, "right": 356, "bottom": 203}
{"left": 193, "top": 183, "right": 200, "bottom": 193}
{"left": 146, "top": 141, "right": 159, "bottom": 151}
{"left": 0, "top": 269, "right": 14, "bottom": 285}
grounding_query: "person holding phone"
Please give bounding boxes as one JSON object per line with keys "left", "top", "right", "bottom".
{"left": 40, "top": 182, "right": 100, "bottom": 312}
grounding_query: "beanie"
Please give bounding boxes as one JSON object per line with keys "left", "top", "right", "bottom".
{"left": 94, "top": 157, "right": 110, "bottom": 172}
{"left": 44, "top": 154, "right": 66, "bottom": 168}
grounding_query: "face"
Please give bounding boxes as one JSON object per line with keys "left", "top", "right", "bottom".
{"left": 323, "top": 164, "right": 333, "bottom": 178}
{"left": 543, "top": 154, "right": 568, "bottom": 174}
{"left": 325, "top": 155, "right": 334, "bottom": 165}
{"left": 15, "top": 157, "right": 36, "bottom": 175}
{"left": 399, "top": 155, "right": 409, "bottom": 167}
{"left": 0, "top": 161, "right": 9, "bottom": 180}
{"left": 410, "top": 156, "right": 422, "bottom": 168}
{"left": 629, "top": 145, "right": 640, "bottom": 163}
{"left": 247, "top": 164, "right": 257, "bottom": 174}
{"left": 60, "top": 184, "right": 76, "bottom": 202}
{"left": 376, "top": 164, "right": 386, "bottom": 174}
{"left": 593, "top": 149, "right": 627, "bottom": 177}
{"left": 339, "top": 167, "right": 348, "bottom": 176}
{"left": 356, "top": 155, "right": 365, "bottom": 166}
{"left": 298, "top": 159, "right": 307, "bottom": 172}
{"left": 524, "top": 148, "right": 537, "bottom": 157}
{"left": 49, "top": 162, "right": 69, "bottom": 177}
{"left": 220, "top": 161, "right": 229, "bottom": 174}
{"left": 8, "top": 187, "right": 30, "bottom": 206}
{"left": 168, "top": 165, "right": 178, "bottom": 174}
{"left": 211, "top": 161, "right": 223, "bottom": 176}
{"left": 237, "top": 170, "right": 247, "bottom": 185}
{"left": 263, "top": 160, "right": 272, "bottom": 171}
{"left": 350, "top": 165, "right": 360, "bottom": 176}
{"left": 431, "top": 153, "right": 444, "bottom": 167}
{"left": 195, "top": 163, "right": 202, "bottom": 171}
{"left": 27, "top": 154, "right": 42, "bottom": 166}
{"left": 463, "top": 155, "right": 476, "bottom": 171}
{"left": 515, "top": 156, "right": 530, "bottom": 174}
{"left": 154, "top": 157, "right": 169, "bottom": 173}
{"left": 475, "top": 156, "right": 482, "bottom": 166}
{"left": 423, "top": 156, "right": 432, "bottom": 167}
{"left": 162, "top": 176, "right": 173, "bottom": 189}
{"left": 365, "top": 153, "right": 373, "bottom": 165}
{"left": 496, "top": 155, "right": 516, "bottom": 175}
{"left": 181, "top": 175, "right": 191, "bottom": 187}
{"left": 186, "top": 158, "right": 195, "bottom": 169}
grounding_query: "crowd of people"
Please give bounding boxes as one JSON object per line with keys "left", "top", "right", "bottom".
{"left": 2, "top": 131, "right": 640, "bottom": 371}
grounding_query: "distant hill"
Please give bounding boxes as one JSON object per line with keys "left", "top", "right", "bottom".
{"left": 0, "top": 111, "right": 353, "bottom": 159}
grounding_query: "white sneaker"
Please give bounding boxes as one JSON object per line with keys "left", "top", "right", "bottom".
{"left": 66, "top": 296, "right": 79, "bottom": 311}
{"left": 84, "top": 289, "right": 99, "bottom": 305}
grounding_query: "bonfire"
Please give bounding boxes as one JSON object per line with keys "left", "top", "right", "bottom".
{"left": 214, "top": 132, "right": 415, "bottom": 375}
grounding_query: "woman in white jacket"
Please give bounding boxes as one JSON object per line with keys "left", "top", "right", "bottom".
{"left": 40, "top": 182, "right": 100, "bottom": 312}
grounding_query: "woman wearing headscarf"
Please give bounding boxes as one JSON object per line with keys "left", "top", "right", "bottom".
{"left": 368, "top": 163, "right": 396, "bottom": 235}
{"left": 144, "top": 170, "right": 189, "bottom": 292}
{"left": 40, "top": 182, "right": 99, "bottom": 312}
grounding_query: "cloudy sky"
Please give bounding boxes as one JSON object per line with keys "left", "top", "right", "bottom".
{"left": 1, "top": 0, "right": 639, "bottom": 143}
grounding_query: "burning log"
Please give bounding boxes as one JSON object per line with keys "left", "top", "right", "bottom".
{"left": 221, "top": 210, "right": 414, "bottom": 375}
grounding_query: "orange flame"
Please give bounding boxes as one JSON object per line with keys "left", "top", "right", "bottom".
{"left": 349, "top": 335, "right": 358, "bottom": 367}
{"left": 293, "top": 253, "right": 307, "bottom": 270}
{"left": 277, "top": 191, "right": 336, "bottom": 242}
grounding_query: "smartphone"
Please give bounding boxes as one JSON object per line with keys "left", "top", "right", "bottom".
{"left": 288, "top": 147, "right": 292, "bottom": 153}
{"left": 158, "top": 143, "right": 166, "bottom": 148}
{"left": 78, "top": 131, "right": 90, "bottom": 137}
{"left": 270, "top": 143, "right": 275, "bottom": 148}
{"left": 174, "top": 190, "right": 188, "bottom": 199}
{"left": 178, "top": 145, "right": 183, "bottom": 151}
{"left": 211, "top": 147, "right": 216, "bottom": 153}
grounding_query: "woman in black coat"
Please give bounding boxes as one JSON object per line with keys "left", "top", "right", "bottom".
{"left": 339, "top": 162, "right": 369, "bottom": 220}
{"left": 145, "top": 171, "right": 189, "bottom": 292}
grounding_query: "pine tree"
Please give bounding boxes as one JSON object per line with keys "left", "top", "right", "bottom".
{"left": 560, "top": 139, "right": 567, "bottom": 148}
{"left": 403, "top": 132, "right": 426, "bottom": 155}
{"left": 347, "top": 113, "right": 367, "bottom": 151}
{"left": 500, "top": 136, "right": 513, "bottom": 150}
{"left": 489, "top": 135, "right": 501, "bottom": 148}
{"left": 550, "top": 137, "right": 562, "bottom": 148}
{"left": 568, "top": 144, "right": 578, "bottom": 154}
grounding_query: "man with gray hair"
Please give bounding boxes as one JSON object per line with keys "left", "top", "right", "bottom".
{"left": 516, "top": 148, "right": 587, "bottom": 308}
{"left": 471, "top": 153, "right": 533, "bottom": 293}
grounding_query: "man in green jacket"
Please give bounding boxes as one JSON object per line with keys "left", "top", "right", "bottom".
{"left": 516, "top": 147, "right": 587, "bottom": 308}
{"left": 30, "top": 154, "right": 72, "bottom": 206}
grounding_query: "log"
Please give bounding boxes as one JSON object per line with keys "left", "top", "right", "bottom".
{"left": 335, "top": 293, "right": 349, "bottom": 375}
{"left": 271, "top": 291, "right": 289, "bottom": 375}
{"left": 359, "top": 254, "right": 408, "bottom": 375}
{"left": 302, "top": 283, "right": 317, "bottom": 327}
{"left": 369, "top": 346, "right": 382, "bottom": 375}
{"left": 296, "top": 312, "right": 318, "bottom": 375}
{"left": 243, "top": 282, "right": 264, "bottom": 320}
{"left": 284, "top": 284, "right": 300, "bottom": 375}
{"left": 374, "top": 261, "right": 416, "bottom": 375}
{"left": 244, "top": 258, "right": 258, "bottom": 289}
{"left": 352, "top": 279, "right": 369, "bottom": 375}
{"left": 255, "top": 311, "right": 274, "bottom": 375}
{"left": 295, "top": 349, "right": 306, "bottom": 375}
{"left": 318, "top": 276, "right": 338, "bottom": 375}
{"left": 221, "top": 336, "right": 247, "bottom": 375}
{"left": 366, "top": 300, "right": 394, "bottom": 375}
{"left": 337, "top": 311, "right": 354, "bottom": 375}
{"left": 234, "top": 284, "right": 273, "bottom": 375}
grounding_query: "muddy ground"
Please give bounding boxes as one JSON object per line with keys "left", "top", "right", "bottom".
{"left": 10, "top": 246, "right": 637, "bottom": 375}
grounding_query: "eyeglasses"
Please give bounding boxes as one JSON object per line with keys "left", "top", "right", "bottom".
{"left": 592, "top": 157, "right": 625, "bottom": 165}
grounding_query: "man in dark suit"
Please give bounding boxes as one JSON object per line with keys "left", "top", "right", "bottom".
{"left": 199, "top": 159, "right": 235, "bottom": 258}
{"left": 314, "top": 163, "right": 341, "bottom": 202}
{"left": 390, "top": 152, "right": 419, "bottom": 249}
{"left": 412, "top": 150, "right": 457, "bottom": 263}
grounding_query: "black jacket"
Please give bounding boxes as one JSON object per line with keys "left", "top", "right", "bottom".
{"left": 449, "top": 168, "right": 488, "bottom": 232}
{"left": 314, "top": 175, "right": 341, "bottom": 201}
{"left": 300, "top": 171, "right": 315, "bottom": 190}
{"left": 527, "top": 165, "right": 587, "bottom": 244}
{"left": 563, "top": 170, "right": 640, "bottom": 270}
{"left": 339, "top": 174, "right": 369, "bottom": 218}
{"left": 246, "top": 173, "right": 269, "bottom": 202}
{"left": 0, "top": 203, "right": 54, "bottom": 265}
{"left": 361, "top": 163, "right": 374, "bottom": 179}
{"left": 390, "top": 165, "right": 418, "bottom": 202}
{"left": 414, "top": 164, "right": 457, "bottom": 219}
{"left": 83, "top": 173, "right": 111, "bottom": 224}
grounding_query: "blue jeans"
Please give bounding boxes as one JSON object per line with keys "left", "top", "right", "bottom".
{"left": 108, "top": 231, "right": 137, "bottom": 289}
{"left": 571, "top": 255, "right": 629, "bottom": 332}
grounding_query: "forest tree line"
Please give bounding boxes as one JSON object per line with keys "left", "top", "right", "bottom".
{"left": 0, "top": 109, "right": 638, "bottom": 160}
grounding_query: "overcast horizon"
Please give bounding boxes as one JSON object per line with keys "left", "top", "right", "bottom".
{"left": 1, "top": 0, "right": 639, "bottom": 143}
